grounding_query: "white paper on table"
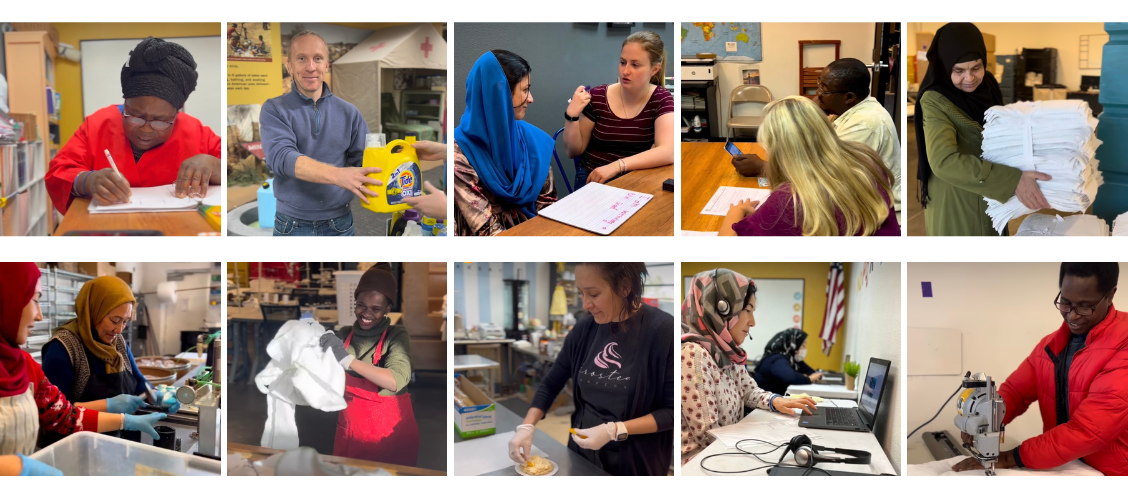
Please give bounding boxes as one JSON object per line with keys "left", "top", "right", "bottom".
{"left": 89, "top": 184, "right": 222, "bottom": 213}
{"left": 452, "top": 431, "right": 548, "bottom": 476}
{"left": 538, "top": 183, "right": 653, "bottom": 235}
{"left": 706, "top": 419, "right": 820, "bottom": 448}
{"left": 701, "top": 186, "right": 771, "bottom": 216}
{"left": 680, "top": 230, "right": 719, "bottom": 237}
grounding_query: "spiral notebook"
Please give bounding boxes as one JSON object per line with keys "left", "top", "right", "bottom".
{"left": 537, "top": 183, "right": 653, "bottom": 235}
{"left": 89, "top": 184, "right": 221, "bottom": 213}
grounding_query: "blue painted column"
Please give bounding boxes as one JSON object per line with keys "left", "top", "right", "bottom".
{"left": 1093, "top": 23, "right": 1128, "bottom": 221}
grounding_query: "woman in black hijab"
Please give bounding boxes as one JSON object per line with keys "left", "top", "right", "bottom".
{"left": 914, "top": 22, "right": 1050, "bottom": 236}
{"left": 751, "top": 328, "right": 820, "bottom": 395}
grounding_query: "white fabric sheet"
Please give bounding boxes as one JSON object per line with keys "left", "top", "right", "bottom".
{"left": 980, "top": 100, "right": 1103, "bottom": 234}
{"left": 255, "top": 318, "right": 346, "bottom": 450}
{"left": 907, "top": 455, "right": 1103, "bottom": 476}
{"left": 1015, "top": 213, "right": 1109, "bottom": 236}
{"left": 1113, "top": 212, "right": 1128, "bottom": 236}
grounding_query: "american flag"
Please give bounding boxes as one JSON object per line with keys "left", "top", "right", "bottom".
{"left": 819, "top": 263, "right": 846, "bottom": 355}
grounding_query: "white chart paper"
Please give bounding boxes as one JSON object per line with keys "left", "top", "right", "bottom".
{"left": 537, "top": 183, "right": 653, "bottom": 235}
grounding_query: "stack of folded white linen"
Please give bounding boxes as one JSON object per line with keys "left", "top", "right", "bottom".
{"left": 1113, "top": 212, "right": 1128, "bottom": 236}
{"left": 981, "top": 100, "right": 1103, "bottom": 234}
{"left": 1015, "top": 213, "right": 1109, "bottom": 236}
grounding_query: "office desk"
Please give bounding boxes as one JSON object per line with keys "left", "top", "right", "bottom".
{"left": 229, "top": 443, "right": 446, "bottom": 476}
{"left": 498, "top": 164, "right": 674, "bottom": 236}
{"left": 453, "top": 399, "right": 607, "bottom": 476}
{"left": 453, "top": 354, "right": 501, "bottom": 398}
{"left": 681, "top": 399, "right": 896, "bottom": 476}
{"left": 681, "top": 142, "right": 770, "bottom": 232}
{"left": 54, "top": 198, "right": 215, "bottom": 236}
{"left": 786, "top": 382, "right": 857, "bottom": 400}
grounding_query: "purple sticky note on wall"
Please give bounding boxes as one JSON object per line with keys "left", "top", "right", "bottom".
{"left": 922, "top": 282, "right": 933, "bottom": 297}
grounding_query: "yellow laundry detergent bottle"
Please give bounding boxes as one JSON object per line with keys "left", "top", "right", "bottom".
{"left": 360, "top": 133, "right": 423, "bottom": 213}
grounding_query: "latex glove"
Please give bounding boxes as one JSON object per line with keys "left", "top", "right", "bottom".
{"left": 123, "top": 412, "right": 167, "bottom": 440}
{"left": 17, "top": 455, "right": 62, "bottom": 476}
{"left": 773, "top": 396, "right": 817, "bottom": 415}
{"left": 570, "top": 422, "right": 618, "bottom": 450}
{"left": 153, "top": 388, "right": 181, "bottom": 414}
{"left": 320, "top": 331, "right": 349, "bottom": 363}
{"left": 508, "top": 424, "right": 535, "bottom": 464}
{"left": 106, "top": 394, "right": 146, "bottom": 414}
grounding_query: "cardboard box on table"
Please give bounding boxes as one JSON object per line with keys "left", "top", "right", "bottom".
{"left": 455, "top": 374, "right": 496, "bottom": 439}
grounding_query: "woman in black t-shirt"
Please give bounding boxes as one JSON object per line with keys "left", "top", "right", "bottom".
{"left": 507, "top": 263, "right": 675, "bottom": 476}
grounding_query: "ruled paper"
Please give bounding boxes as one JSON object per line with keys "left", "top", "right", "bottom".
{"left": 537, "top": 183, "right": 653, "bottom": 235}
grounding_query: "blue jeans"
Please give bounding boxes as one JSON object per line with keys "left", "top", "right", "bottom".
{"left": 272, "top": 211, "right": 355, "bottom": 236}
{"left": 574, "top": 167, "right": 589, "bottom": 190}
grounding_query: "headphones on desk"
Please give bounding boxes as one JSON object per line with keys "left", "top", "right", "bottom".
{"left": 786, "top": 435, "right": 872, "bottom": 468}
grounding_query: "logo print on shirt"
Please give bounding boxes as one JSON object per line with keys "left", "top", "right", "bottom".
{"left": 594, "top": 342, "right": 621, "bottom": 369}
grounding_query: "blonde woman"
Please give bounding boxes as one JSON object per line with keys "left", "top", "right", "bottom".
{"left": 560, "top": 31, "right": 674, "bottom": 187}
{"left": 719, "top": 96, "right": 900, "bottom": 236}
{"left": 681, "top": 269, "right": 816, "bottom": 464}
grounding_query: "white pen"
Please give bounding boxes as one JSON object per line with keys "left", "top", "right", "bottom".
{"left": 103, "top": 149, "right": 131, "bottom": 201}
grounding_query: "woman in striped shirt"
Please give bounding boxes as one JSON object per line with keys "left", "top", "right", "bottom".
{"left": 561, "top": 31, "right": 675, "bottom": 187}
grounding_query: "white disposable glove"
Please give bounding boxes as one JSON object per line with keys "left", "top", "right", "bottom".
{"left": 570, "top": 422, "right": 619, "bottom": 450}
{"left": 508, "top": 424, "right": 535, "bottom": 464}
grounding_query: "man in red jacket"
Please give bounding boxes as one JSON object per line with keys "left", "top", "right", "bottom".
{"left": 954, "top": 263, "right": 1128, "bottom": 475}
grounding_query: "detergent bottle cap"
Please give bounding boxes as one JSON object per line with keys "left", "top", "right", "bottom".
{"left": 300, "top": 311, "right": 314, "bottom": 320}
{"left": 365, "top": 133, "right": 386, "bottom": 149}
{"left": 404, "top": 209, "right": 420, "bottom": 221}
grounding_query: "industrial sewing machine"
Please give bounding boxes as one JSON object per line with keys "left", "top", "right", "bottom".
{"left": 953, "top": 372, "right": 1006, "bottom": 476}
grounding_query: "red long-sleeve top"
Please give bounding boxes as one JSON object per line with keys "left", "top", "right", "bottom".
{"left": 45, "top": 104, "right": 221, "bottom": 214}
{"left": 21, "top": 351, "right": 101, "bottom": 435}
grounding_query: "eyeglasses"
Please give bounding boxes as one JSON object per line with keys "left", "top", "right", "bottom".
{"left": 815, "top": 80, "right": 850, "bottom": 97}
{"left": 1053, "top": 291, "right": 1110, "bottom": 316}
{"left": 123, "top": 112, "right": 176, "bottom": 131}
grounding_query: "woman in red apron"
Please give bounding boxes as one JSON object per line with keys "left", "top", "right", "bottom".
{"left": 319, "top": 264, "right": 419, "bottom": 466}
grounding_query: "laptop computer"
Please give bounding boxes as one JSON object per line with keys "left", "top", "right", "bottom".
{"left": 798, "top": 357, "right": 890, "bottom": 433}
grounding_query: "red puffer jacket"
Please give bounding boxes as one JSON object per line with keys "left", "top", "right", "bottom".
{"left": 999, "top": 305, "right": 1128, "bottom": 475}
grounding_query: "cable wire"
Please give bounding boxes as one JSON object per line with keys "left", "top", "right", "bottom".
{"left": 907, "top": 382, "right": 964, "bottom": 439}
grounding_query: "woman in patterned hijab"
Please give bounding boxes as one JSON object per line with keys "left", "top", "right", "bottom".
{"left": 679, "top": 269, "right": 816, "bottom": 464}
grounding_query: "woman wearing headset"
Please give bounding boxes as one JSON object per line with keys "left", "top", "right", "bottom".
{"left": 680, "top": 269, "right": 817, "bottom": 464}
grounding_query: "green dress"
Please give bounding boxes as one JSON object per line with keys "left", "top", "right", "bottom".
{"left": 920, "top": 91, "right": 1023, "bottom": 236}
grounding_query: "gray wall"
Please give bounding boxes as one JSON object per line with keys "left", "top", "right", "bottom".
{"left": 454, "top": 23, "right": 674, "bottom": 191}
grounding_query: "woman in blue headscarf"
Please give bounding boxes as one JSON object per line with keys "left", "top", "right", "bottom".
{"left": 454, "top": 50, "right": 557, "bottom": 236}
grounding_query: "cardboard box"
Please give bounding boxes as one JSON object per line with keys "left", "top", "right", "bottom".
{"left": 116, "top": 272, "right": 133, "bottom": 286}
{"left": 455, "top": 374, "right": 496, "bottom": 439}
{"left": 77, "top": 263, "right": 117, "bottom": 277}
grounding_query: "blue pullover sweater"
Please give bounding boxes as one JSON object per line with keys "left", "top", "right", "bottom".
{"left": 260, "top": 83, "right": 368, "bottom": 220}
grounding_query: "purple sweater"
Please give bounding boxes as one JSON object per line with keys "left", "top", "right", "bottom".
{"left": 732, "top": 183, "right": 901, "bottom": 236}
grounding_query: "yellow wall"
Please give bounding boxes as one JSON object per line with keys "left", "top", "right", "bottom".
{"left": 681, "top": 262, "right": 848, "bottom": 371}
{"left": 53, "top": 23, "right": 219, "bottom": 145}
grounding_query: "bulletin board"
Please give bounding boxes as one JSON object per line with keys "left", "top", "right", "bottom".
{"left": 81, "top": 36, "right": 222, "bottom": 134}
{"left": 683, "top": 277, "right": 803, "bottom": 359}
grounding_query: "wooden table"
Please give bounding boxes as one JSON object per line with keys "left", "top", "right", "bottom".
{"left": 498, "top": 164, "right": 674, "bottom": 236}
{"left": 53, "top": 198, "right": 215, "bottom": 236}
{"left": 228, "top": 442, "right": 446, "bottom": 476}
{"left": 681, "top": 142, "right": 771, "bottom": 232}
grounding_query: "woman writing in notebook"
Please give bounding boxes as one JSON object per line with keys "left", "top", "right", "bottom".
{"left": 45, "top": 37, "right": 221, "bottom": 214}
{"left": 915, "top": 22, "right": 1049, "bottom": 236}
{"left": 680, "top": 269, "right": 817, "bottom": 464}
{"left": 718, "top": 96, "right": 899, "bottom": 236}
{"left": 453, "top": 50, "right": 557, "bottom": 236}
{"left": 560, "top": 31, "right": 674, "bottom": 187}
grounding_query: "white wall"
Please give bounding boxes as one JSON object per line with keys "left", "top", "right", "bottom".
{"left": 841, "top": 262, "right": 903, "bottom": 474}
{"left": 905, "top": 23, "right": 1105, "bottom": 90}
{"left": 713, "top": 23, "right": 876, "bottom": 134}
{"left": 905, "top": 262, "right": 1128, "bottom": 464}
{"left": 135, "top": 263, "right": 214, "bottom": 355}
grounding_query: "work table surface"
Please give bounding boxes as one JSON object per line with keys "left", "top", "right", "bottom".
{"left": 499, "top": 164, "right": 674, "bottom": 236}
{"left": 228, "top": 443, "right": 446, "bottom": 476}
{"left": 54, "top": 198, "right": 215, "bottom": 236}
{"left": 680, "top": 142, "right": 770, "bottom": 232}
{"left": 681, "top": 398, "right": 897, "bottom": 476}
{"left": 454, "top": 398, "right": 608, "bottom": 476}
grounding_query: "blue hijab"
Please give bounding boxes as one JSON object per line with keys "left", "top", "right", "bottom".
{"left": 454, "top": 52, "right": 554, "bottom": 218}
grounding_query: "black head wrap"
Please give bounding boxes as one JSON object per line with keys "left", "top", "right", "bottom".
{"left": 762, "top": 328, "right": 809, "bottom": 371}
{"left": 120, "top": 37, "right": 198, "bottom": 110}
{"left": 914, "top": 23, "right": 1003, "bottom": 208}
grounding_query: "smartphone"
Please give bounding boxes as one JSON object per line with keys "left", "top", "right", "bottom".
{"left": 724, "top": 139, "right": 741, "bottom": 156}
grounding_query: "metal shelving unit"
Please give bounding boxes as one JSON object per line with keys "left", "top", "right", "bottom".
{"left": 24, "top": 267, "right": 94, "bottom": 363}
